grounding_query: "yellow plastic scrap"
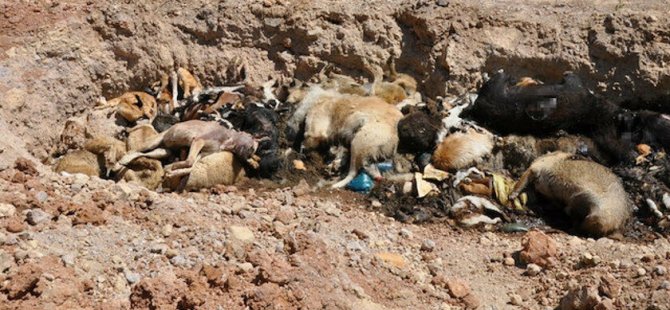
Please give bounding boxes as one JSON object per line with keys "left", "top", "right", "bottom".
{"left": 492, "top": 173, "right": 527, "bottom": 211}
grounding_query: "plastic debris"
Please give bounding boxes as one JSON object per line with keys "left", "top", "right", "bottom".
{"left": 492, "top": 173, "right": 528, "bottom": 211}
{"left": 347, "top": 171, "right": 374, "bottom": 193}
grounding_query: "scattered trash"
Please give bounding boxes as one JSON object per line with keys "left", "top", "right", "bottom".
{"left": 451, "top": 195, "right": 506, "bottom": 227}
{"left": 347, "top": 171, "right": 374, "bottom": 193}
{"left": 423, "top": 164, "right": 449, "bottom": 182}
{"left": 415, "top": 172, "right": 439, "bottom": 198}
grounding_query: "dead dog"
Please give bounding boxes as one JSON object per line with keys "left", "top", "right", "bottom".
{"left": 509, "top": 151, "right": 631, "bottom": 237}
{"left": 113, "top": 120, "right": 260, "bottom": 178}
{"left": 287, "top": 85, "right": 403, "bottom": 188}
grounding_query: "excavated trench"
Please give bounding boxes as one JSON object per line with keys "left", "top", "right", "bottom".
{"left": 2, "top": 1, "right": 670, "bottom": 234}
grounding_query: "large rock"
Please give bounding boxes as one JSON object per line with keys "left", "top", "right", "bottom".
{"left": 559, "top": 286, "right": 601, "bottom": 310}
{"left": 519, "top": 230, "right": 558, "bottom": 269}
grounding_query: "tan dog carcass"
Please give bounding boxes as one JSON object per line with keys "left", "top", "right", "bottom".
{"left": 509, "top": 151, "right": 631, "bottom": 237}
{"left": 288, "top": 85, "right": 403, "bottom": 188}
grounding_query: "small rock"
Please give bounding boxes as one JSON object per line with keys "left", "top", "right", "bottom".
{"left": 595, "top": 298, "right": 615, "bottom": 310}
{"left": 0, "top": 203, "right": 16, "bottom": 218}
{"left": 503, "top": 257, "right": 515, "bottom": 266}
{"left": 519, "top": 230, "right": 558, "bottom": 269}
{"left": 35, "top": 191, "right": 48, "bottom": 203}
{"left": 275, "top": 207, "right": 296, "bottom": 225}
{"left": 598, "top": 274, "right": 621, "bottom": 298}
{"left": 6, "top": 219, "right": 25, "bottom": 233}
{"left": 352, "top": 229, "right": 369, "bottom": 240}
{"left": 170, "top": 255, "right": 188, "bottom": 267}
{"left": 559, "top": 285, "right": 601, "bottom": 310}
{"left": 526, "top": 263, "right": 542, "bottom": 276}
{"left": 637, "top": 267, "right": 647, "bottom": 277}
{"left": 399, "top": 228, "right": 413, "bottom": 238}
{"left": 446, "top": 279, "right": 471, "bottom": 298}
{"left": 237, "top": 262, "right": 254, "bottom": 273}
{"left": 26, "top": 209, "right": 51, "bottom": 225}
{"left": 436, "top": 0, "right": 449, "bottom": 7}
{"left": 509, "top": 294, "right": 523, "bottom": 306}
{"left": 579, "top": 252, "right": 600, "bottom": 268}
{"left": 653, "top": 265, "right": 667, "bottom": 276}
{"left": 229, "top": 225, "right": 255, "bottom": 242}
{"left": 61, "top": 254, "right": 75, "bottom": 267}
{"left": 659, "top": 280, "right": 670, "bottom": 290}
{"left": 0, "top": 232, "right": 5, "bottom": 245}
{"left": 149, "top": 243, "right": 168, "bottom": 254}
{"left": 421, "top": 239, "right": 436, "bottom": 252}
{"left": 463, "top": 293, "right": 480, "bottom": 309}
{"left": 161, "top": 224, "right": 173, "bottom": 237}
{"left": 371, "top": 199, "right": 382, "bottom": 208}
{"left": 0, "top": 251, "right": 12, "bottom": 273}
{"left": 375, "top": 252, "right": 406, "bottom": 269}
{"left": 292, "top": 179, "right": 310, "bottom": 196}
{"left": 124, "top": 270, "right": 140, "bottom": 284}
{"left": 319, "top": 201, "right": 341, "bottom": 217}
{"left": 165, "top": 248, "right": 179, "bottom": 258}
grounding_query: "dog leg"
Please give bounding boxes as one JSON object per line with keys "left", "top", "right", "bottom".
{"left": 509, "top": 169, "right": 535, "bottom": 200}
{"left": 168, "top": 139, "right": 205, "bottom": 170}
{"left": 166, "top": 167, "right": 193, "bottom": 178}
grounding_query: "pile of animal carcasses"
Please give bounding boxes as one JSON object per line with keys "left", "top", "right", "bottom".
{"left": 54, "top": 65, "right": 286, "bottom": 192}
{"left": 51, "top": 59, "right": 670, "bottom": 237}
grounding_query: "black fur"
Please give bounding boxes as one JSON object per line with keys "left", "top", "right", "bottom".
{"left": 397, "top": 112, "right": 442, "bottom": 154}
{"left": 241, "top": 104, "right": 282, "bottom": 178}
{"left": 152, "top": 113, "right": 179, "bottom": 133}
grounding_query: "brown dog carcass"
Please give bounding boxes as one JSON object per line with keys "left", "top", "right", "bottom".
{"left": 287, "top": 85, "right": 403, "bottom": 188}
{"left": 509, "top": 152, "right": 631, "bottom": 237}
{"left": 114, "top": 120, "right": 260, "bottom": 179}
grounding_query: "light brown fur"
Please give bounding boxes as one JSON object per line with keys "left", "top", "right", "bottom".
{"left": 178, "top": 151, "right": 245, "bottom": 191}
{"left": 126, "top": 124, "right": 159, "bottom": 152}
{"left": 509, "top": 152, "right": 631, "bottom": 237}
{"left": 102, "top": 92, "right": 158, "bottom": 122}
{"left": 54, "top": 150, "right": 102, "bottom": 177}
{"left": 84, "top": 135, "right": 127, "bottom": 173}
{"left": 117, "top": 157, "right": 164, "bottom": 190}
{"left": 293, "top": 86, "right": 403, "bottom": 187}
{"left": 114, "top": 120, "right": 260, "bottom": 178}
{"left": 432, "top": 128, "right": 494, "bottom": 171}
{"left": 177, "top": 67, "right": 203, "bottom": 99}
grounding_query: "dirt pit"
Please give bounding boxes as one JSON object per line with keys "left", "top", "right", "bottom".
{"left": 2, "top": 0, "right": 670, "bottom": 309}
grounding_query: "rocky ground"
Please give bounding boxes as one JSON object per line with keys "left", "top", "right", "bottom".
{"left": 1, "top": 0, "right": 670, "bottom": 309}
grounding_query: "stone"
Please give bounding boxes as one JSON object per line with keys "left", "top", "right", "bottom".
{"left": 463, "top": 294, "right": 480, "bottom": 309}
{"left": 124, "top": 270, "right": 140, "bottom": 284}
{"left": 509, "top": 294, "right": 523, "bottom": 306}
{"left": 161, "top": 224, "right": 173, "bottom": 237}
{"left": 526, "top": 263, "right": 542, "bottom": 276}
{"left": 35, "top": 191, "right": 48, "bottom": 203}
{"left": 229, "top": 225, "right": 255, "bottom": 242}
{"left": 375, "top": 252, "right": 406, "bottom": 269}
{"left": 446, "top": 279, "right": 471, "bottom": 298}
{"left": 6, "top": 219, "right": 25, "bottom": 233}
{"left": 371, "top": 199, "right": 382, "bottom": 208}
{"left": 653, "top": 265, "right": 667, "bottom": 276}
{"left": 170, "top": 255, "right": 189, "bottom": 267}
{"left": 659, "top": 280, "right": 670, "bottom": 290}
{"left": 292, "top": 179, "right": 311, "bottom": 196}
{"left": 559, "top": 286, "right": 601, "bottom": 310}
{"left": 519, "top": 230, "right": 558, "bottom": 269}
{"left": 437, "top": 0, "right": 449, "bottom": 7}
{"left": 61, "top": 254, "right": 75, "bottom": 267}
{"left": 0, "top": 203, "right": 16, "bottom": 218}
{"left": 0, "top": 251, "right": 12, "bottom": 273}
{"left": 579, "top": 252, "right": 600, "bottom": 268}
{"left": 399, "top": 228, "right": 413, "bottom": 238}
{"left": 237, "top": 262, "right": 254, "bottom": 273}
{"left": 595, "top": 298, "right": 616, "bottom": 310}
{"left": 26, "top": 209, "right": 51, "bottom": 225}
{"left": 598, "top": 274, "right": 622, "bottom": 298}
{"left": 421, "top": 239, "right": 436, "bottom": 252}
{"left": 637, "top": 267, "right": 647, "bottom": 277}
{"left": 503, "top": 257, "right": 515, "bottom": 266}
